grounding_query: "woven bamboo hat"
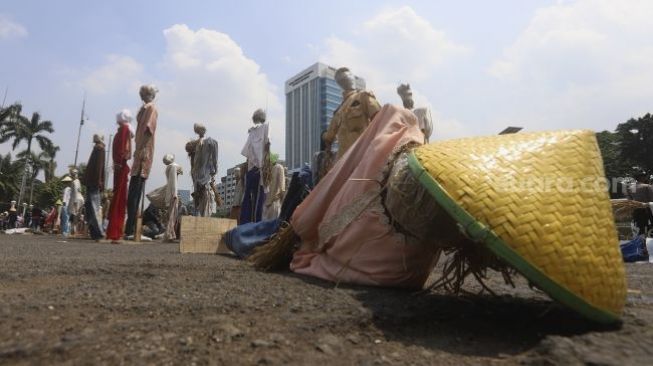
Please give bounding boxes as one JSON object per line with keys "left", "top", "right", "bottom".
{"left": 407, "top": 130, "right": 626, "bottom": 324}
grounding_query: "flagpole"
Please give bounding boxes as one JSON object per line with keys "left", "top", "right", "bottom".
{"left": 73, "top": 92, "right": 86, "bottom": 168}
{"left": 1, "top": 87, "right": 8, "bottom": 108}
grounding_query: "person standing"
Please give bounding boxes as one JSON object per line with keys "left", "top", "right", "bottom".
{"left": 163, "top": 154, "right": 182, "bottom": 241}
{"left": 106, "top": 109, "right": 133, "bottom": 242}
{"left": 25, "top": 204, "right": 33, "bottom": 229}
{"left": 125, "top": 85, "right": 158, "bottom": 239}
{"left": 240, "top": 109, "right": 270, "bottom": 224}
{"left": 69, "top": 169, "right": 84, "bottom": 235}
{"left": 7, "top": 200, "right": 17, "bottom": 230}
{"left": 397, "top": 83, "right": 433, "bottom": 143}
{"left": 82, "top": 134, "right": 106, "bottom": 241}
{"left": 43, "top": 202, "right": 60, "bottom": 233}
{"left": 30, "top": 205, "right": 42, "bottom": 232}
{"left": 263, "top": 155, "right": 285, "bottom": 220}
{"left": 324, "top": 67, "right": 381, "bottom": 160}
{"left": 186, "top": 123, "right": 218, "bottom": 217}
{"left": 60, "top": 176, "right": 72, "bottom": 237}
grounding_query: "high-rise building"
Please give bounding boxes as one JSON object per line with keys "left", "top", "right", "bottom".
{"left": 216, "top": 165, "right": 242, "bottom": 215}
{"left": 216, "top": 160, "right": 287, "bottom": 214}
{"left": 177, "top": 189, "right": 191, "bottom": 205}
{"left": 285, "top": 62, "right": 366, "bottom": 170}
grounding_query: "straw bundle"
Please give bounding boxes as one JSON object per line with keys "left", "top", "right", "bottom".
{"left": 248, "top": 221, "right": 298, "bottom": 271}
{"left": 611, "top": 199, "right": 645, "bottom": 222}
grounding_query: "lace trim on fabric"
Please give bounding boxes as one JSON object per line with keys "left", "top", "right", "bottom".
{"left": 317, "top": 139, "right": 421, "bottom": 250}
{"left": 318, "top": 189, "right": 379, "bottom": 250}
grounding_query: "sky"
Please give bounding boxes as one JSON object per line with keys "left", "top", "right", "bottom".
{"left": 1, "top": 0, "right": 653, "bottom": 192}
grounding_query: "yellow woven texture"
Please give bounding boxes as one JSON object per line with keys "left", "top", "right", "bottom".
{"left": 415, "top": 130, "right": 626, "bottom": 314}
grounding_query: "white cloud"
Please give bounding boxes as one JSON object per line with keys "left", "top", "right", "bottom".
{"left": 59, "top": 24, "right": 281, "bottom": 194}
{"left": 0, "top": 15, "right": 27, "bottom": 40}
{"left": 487, "top": 0, "right": 653, "bottom": 131}
{"left": 82, "top": 55, "right": 144, "bottom": 95}
{"left": 318, "top": 6, "right": 472, "bottom": 140}
{"left": 321, "top": 6, "right": 469, "bottom": 91}
{"left": 156, "top": 24, "right": 282, "bottom": 190}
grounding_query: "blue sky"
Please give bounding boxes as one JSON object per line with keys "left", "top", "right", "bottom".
{"left": 2, "top": 0, "right": 653, "bottom": 191}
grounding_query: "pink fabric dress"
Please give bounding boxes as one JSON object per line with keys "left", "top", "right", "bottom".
{"left": 290, "top": 104, "right": 438, "bottom": 288}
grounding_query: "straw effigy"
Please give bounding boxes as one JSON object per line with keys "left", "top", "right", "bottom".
{"left": 250, "top": 129, "right": 627, "bottom": 324}
{"left": 248, "top": 221, "right": 298, "bottom": 271}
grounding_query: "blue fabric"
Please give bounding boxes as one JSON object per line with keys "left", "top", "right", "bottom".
{"left": 61, "top": 205, "right": 70, "bottom": 236}
{"left": 620, "top": 236, "right": 649, "bottom": 262}
{"left": 84, "top": 187, "right": 104, "bottom": 240}
{"left": 225, "top": 218, "right": 280, "bottom": 258}
{"left": 240, "top": 167, "right": 266, "bottom": 224}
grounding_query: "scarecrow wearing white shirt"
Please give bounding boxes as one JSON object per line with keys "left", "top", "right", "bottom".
{"left": 240, "top": 108, "right": 270, "bottom": 224}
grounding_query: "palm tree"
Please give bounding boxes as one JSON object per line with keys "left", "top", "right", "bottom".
{"left": 0, "top": 103, "right": 21, "bottom": 128}
{"left": 0, "top": 153, "right": 21, "bottom": 203}
{"left": 0, "top": 103, "right": 21, "bottom": 177}
{"left": 16, "top": 150, "right": 49, "bottom": 203}
{"left": 42, "top": 143, "right": 60, "bottom": 183}
{"left": 0, "top": 110, "right": 54, "bottom": 206}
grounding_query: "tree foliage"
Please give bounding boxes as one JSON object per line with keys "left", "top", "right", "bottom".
{"left": 615, "top": 113, "right": 653, "bottom": 174}
{"left": 0, "top": 106, "right": 57, "bottom": 203}
{"left": 42, "top": 144, "right": 60, "bottom": 183}
{"left": 0, "top": 103, "right": 21, "bottom": 128}
{"left": 0, "top": 110, "right": 54, "bottom": 153}
{"left": 1, "top": 103, "right": 61, "bottom": 205}
{"left": 597, "top": 113, "right": 653, "bottom": 179}
{"left": 596, "top": 131, "right": 630, "bottom": 179}
{"left": 0, "top": 153, "right": 21, "bottom": 203}
{"left": 35, "top": 176, "right": 65, "bottom": 209}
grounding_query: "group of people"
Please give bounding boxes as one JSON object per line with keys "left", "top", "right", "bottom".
{"left": 0, "top": 200, "right": 61, "bottom": 232}
{"left": 52, "top": 85, "right": 161, "bottom": 243}
{"left": 49, "top": 81, "right": 289, "bottom": 243}
{"left": 5, "top": 68, "right": 431, "bottom": 247}
{"left": 226, "top": 67, "right": 438, "bottom": 281}
{"left": 2, "top": 64, "right": 630, "bottom": 323}
{"left": 237, "top": 66, "right": 631, "bottom": 327}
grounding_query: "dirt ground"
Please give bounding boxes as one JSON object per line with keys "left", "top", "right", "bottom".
{"left": 1, "top": 234, "right": 652, "bottom": 365}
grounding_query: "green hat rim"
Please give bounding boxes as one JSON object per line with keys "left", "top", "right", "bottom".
{"left": 407, "top": 151, "right": 620, "bottom": 324}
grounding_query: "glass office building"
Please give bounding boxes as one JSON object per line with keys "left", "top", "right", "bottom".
{"left": 285, "top": 63, "right": 365, "bottom": 170}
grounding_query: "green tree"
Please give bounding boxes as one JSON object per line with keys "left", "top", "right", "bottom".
{"left": 17, "top": 150, "right": 49, "bottom": 203}
{"left": 0, "top": 104, "right": 22, "bottom": 187}
{"left": 35, "top": 176, "right": 65, "bottom": 209}
{"left": 42, "top": 144, "right": 60, "bottom": 183}
{"left": 0, "top": 103, "right": 21, "bottom": 128}
{"left": 0, "top": 153, "right": 21, "bottom": 202}
{"left": 615, "top": 113, "right": 653, "bottom": 174}
{"left": 596, "top": 131, "right": 631, "bottom": 179}
{"left": 0, "top": 110, "right": 54, "bottom": 205}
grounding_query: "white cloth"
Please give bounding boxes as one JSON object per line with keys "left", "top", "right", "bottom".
{"left": 241, "top": 122, "right": 269, "bottom": 170}
{"left": 164, "top": 162, "right": 180, "bottom": 241}
{"left": 262, "top": 163, "right": 285, "bottom": 220}
{"left": 165, "top": 163, "right": 180, "bottom": 207}
{"left": 116, "top": 109, "right": 133, "bottom": 123}
{"left": 146, "top": 186, "right": 167, "bottom": 209}
{"left": 413, "top": 107, "right": 433, "bottom": 142}
{"left": 70, "top": 179, "right": 84, "bottom": 215}
{"left": 62, "top": 187, "right": 71, "bottom": 207}
{"left": 263, "top": 201, "right": 281, "bottom": 221}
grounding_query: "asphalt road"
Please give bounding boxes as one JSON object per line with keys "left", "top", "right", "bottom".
{"left": 1, "top": 234, "right": 652, "bottom": 365}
